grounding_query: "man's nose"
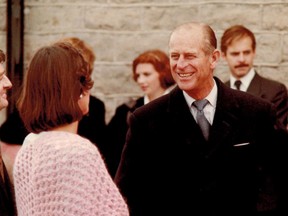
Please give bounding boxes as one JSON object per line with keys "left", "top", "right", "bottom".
{"left": 238, "top": 53, "right": 245, "bottom": 62}
{"left": 177, "top": 56, "right": 188, "bottom": 69}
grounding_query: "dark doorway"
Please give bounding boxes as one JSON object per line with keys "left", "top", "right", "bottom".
{"left": 6, "top": 0, "right": 24, "bottom": 115}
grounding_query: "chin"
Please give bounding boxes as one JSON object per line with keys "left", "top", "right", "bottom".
{"left": 0, "top": 101, "right": 8, "bottom": 110}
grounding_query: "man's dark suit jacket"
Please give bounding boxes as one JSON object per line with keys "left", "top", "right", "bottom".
{"left": 0, "top": 157, "right": 15, "bottom": 216}
{"left": 115, "top": 77, "right": 280, "bottom": 215}
{"left": 225, "top": 72, "right": 288, "bottom": 129}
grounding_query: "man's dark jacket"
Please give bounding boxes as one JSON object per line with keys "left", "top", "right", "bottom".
{"left": 115, "top": 77, "right": 282, "bottom": 215}
{"left": 225, "top": 72, "right": 288, "bottom": 129}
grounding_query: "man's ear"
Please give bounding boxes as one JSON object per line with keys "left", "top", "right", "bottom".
{"left": 210, "top": 49, "right": 220, "bottom": 70}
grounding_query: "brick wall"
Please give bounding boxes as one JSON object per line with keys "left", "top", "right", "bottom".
{"left": 1, "top": 0, "right": 288, "bottom": 124}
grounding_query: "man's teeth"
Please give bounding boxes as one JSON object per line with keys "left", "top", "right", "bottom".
{"left": 178, "top": 73, "right": 192, "bottom": 77}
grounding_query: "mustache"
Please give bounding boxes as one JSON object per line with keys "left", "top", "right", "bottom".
{"left": 235, "top": 64, "right": 249, "bottom": 68}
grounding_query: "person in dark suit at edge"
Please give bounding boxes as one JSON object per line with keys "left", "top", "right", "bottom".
{"left": 0, "top": 49, "right": 15, "bottom": 216}
{"left": 221, "top": 25, "right": 288, "bottom": 130}
{"left": 114, "top": 21, "right": 284, "bottom": 215}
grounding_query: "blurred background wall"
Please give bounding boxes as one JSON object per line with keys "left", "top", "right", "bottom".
{"left": 1, "top": 0, "right": 288, "bottom": 124}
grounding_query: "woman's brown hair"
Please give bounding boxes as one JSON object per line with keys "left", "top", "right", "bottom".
{"left": 58, "top": 37, "right": 96, "bottom": 75}
{"left": 18, "top": 42, "right": 94, "bottom": 133}
{"left": 132, "top": 49, "right": 175, "bottom": 89}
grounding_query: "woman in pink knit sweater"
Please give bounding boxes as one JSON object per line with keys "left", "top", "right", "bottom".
{"left": 13, "top": 42, "right": 129, "bottom": 216}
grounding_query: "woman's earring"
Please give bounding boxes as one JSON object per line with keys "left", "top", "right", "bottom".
{"left": 79, "top": 94, "right": 83, "bottom": 99}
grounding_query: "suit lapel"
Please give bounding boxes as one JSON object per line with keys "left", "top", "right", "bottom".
{"left": 168, "top": 86, "right": 197, "bottom": 128}
{"left": 225, "top": 72, "right": 262, "bottom": 97}
{"left": 168, "top": 86, "right": 205, "bottom": 144}
{"left": 247, "top": 72, "right": 262, "bottom": 97}
{"left": 166, "top": 79, "right": 244, "bottom": 157}
{"left": 208, "top": 78, "right": 243, "bottom": 153}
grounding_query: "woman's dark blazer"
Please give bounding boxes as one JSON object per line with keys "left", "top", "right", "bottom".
{"left": 115, "top": 77, "right": 280, "bottom": 215}
{"left": 105, "top": 97, "right": 144, "bottom": 177}
{"left": 78, "top": 95, "right": 107, "bottom": 151}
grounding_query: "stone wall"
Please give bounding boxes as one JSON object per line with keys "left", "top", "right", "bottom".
{"left": 0, "top": 0, "right": 7, "bottom": 124}
{"left": 1, "top": 0, "right": 288, "bottom": 124}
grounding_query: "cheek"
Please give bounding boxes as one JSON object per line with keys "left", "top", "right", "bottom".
{"left": 149, "top": 75, "right": 160, "bottom": 86}
{"left": 247, "top": 55, "right": 254, "bottom": 63}
{"left": 0, "top": 64, "right": 4, "bottom": 73}
{"left": 170, "top": 61, "right": 177, "bottom": 70}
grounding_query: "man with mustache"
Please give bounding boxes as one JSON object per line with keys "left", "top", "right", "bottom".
{"left": 221, "top": 24, "right": 288, "bottom": 215}
{"left": 221, "top": 25, "right": 288, "bottom": 130}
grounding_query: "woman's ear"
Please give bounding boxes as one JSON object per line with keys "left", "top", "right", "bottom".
{"left": 78, "top": 91, "right": 90, "bottom": 115}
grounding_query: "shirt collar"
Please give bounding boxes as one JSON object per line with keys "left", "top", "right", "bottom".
{"left": 144, "top": 88, "right": 171, "bottom": 105}
{"left": 230, "top": 68, "right": 255, "bottom": 91}
{"left": 183, "top": 78, "right": 218, "bottom": 108}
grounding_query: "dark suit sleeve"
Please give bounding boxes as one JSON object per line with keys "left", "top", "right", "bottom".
{"left": 270, "top": 84, "right": 288, "bottom": 128}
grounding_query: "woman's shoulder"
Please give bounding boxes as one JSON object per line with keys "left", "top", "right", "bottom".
{"left": 18, "top": 132, "right": 106, "bottom": 177}
{"left": 22, "top": 131, "right": 99, "bottom": 157}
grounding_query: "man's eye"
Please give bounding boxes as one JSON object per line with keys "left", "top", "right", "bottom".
{"left": 171, "top": 55, "right": 179, "bottom": 60}
{"left": 186, "top": 55, "right": 195, "bottom": 59}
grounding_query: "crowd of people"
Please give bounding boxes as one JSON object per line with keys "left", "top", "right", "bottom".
{"left": 0, "top": 21, "right": 287, "bottom": 215}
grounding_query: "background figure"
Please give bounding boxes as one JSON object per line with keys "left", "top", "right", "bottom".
{"left": 220, "top": 26, "right": 288, "bottom": 214}
{"left": 220, "top": 25, "right": 288, "bottom": 130}
{"left": 106, "top": 49, "right": 175, "bottom": 177}
{"left": 114, "top": 22, "right": 282, "bottom": 215}
{"left": 58, "top": 37, "right": 108, "bottom": 156}
{"left": 13, "top": 42, "right": 128, "bottom": 215}
{"left": 0, "top": 49, "right": 15, "bottom": 216}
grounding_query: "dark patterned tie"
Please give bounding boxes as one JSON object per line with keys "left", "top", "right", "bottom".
{"left": 193, "top": 99, "right": 210, "bottom": 140}
{"left": 234, "top": 80, "right": 242, "bottom": 90}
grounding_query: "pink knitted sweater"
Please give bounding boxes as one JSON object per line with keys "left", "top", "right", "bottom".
{"left": 13, "top": 131, "right": 129, "bottom": 216}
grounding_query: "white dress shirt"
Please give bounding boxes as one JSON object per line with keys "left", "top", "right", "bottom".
{"left": 230, "top": 68, "right": 255, "bottom": 92}
{"left": 183, "top": 79, "right": 218, "bottom": 125}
